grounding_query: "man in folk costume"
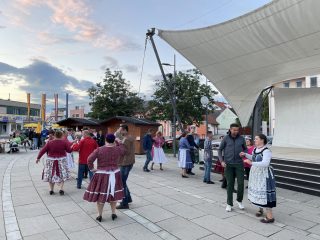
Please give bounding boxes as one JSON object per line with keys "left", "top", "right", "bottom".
{"left": 186, "top": 126, "right": 199, "bottom": 175}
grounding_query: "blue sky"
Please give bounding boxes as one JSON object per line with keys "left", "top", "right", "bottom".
{"left": 0, "top": 0, "right": 271, "bottom": 112}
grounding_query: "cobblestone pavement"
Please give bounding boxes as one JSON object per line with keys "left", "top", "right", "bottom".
{"left": 1, "top": 151, "right": 320, "bottom": 240}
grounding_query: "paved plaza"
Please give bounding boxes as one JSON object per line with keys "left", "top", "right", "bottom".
{"left": 1, "top": 151, "right": 320, "bottom": 240}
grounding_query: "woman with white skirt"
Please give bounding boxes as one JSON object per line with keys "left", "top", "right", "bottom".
{"left": 178, "top": 132, "right": 193, "bottom": 178}
{"left": 151, "top": 131, "right": 167, "bottom": 171}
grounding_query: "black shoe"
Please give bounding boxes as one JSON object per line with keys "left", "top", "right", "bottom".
{"left": 182, "top": 175, "right": 189, "bottom": 178}
{"left": 246, "top": 186, "right": 248, "bottom": 189}
{"left": 96, "top": 216, "right": 102, "bottom": 222}
{"left": 219, "top": 179, "right": 224, "bottom": 182}
{"left": 128, "top": 199, "right": 133, "bottom": 203}
{"left": 203, "top": 180, "right": 207, "bottom": 183}
{"left": 83, "top": 176, "right": 88, "bottom": 179}
{"left": 49, "top": 190, "right": 54, "bottom": 195}
{"left": 207, "top": 181, "right": 215, "bottom": 184}
{"left": 233, "top": 189, "right": 237, "bottom": 193}
{"left": 187, "top": 172, "right": 195, "bottom": 175}
{"left": 112, "top": 214, "right": 117, "bottom": 221}
{"left": 143, "top": 168, "right": 150, "bottom": 172}
{"left": 116, "top": 205, "right": 129, "bottom": 209}
{"left": 59, "top": 190, "right": 64, "bottom": 195}
{"left": 77, "top": 186, "right": 81, "bottom": 189}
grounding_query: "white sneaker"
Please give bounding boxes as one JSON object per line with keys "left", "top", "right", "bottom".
{"left": 226, "top": 205, "right": 232, "bottom": 212}
{"left": 237, "top": 201, "right": 245, "bottom": 210}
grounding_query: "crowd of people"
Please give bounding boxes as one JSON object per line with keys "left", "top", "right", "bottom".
{"left": 33, "top": 122, "right": 276, "bottom": 224}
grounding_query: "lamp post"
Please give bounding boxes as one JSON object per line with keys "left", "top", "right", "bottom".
{"left": 201, "top": 96, "right": 209, "bottom": 137}
{"left": 162, "top": 54, "right": 177, "bottom": 157}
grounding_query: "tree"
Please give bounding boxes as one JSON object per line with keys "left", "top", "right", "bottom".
{"left": 88, "top": 69, "right": 143, "bottom": 119}
{"left": 148, "top": 69, "right": 218, "bottom": 126}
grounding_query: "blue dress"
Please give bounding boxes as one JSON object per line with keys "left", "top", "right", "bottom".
{"left": 178, "top": 137, "right": 193, "bottom": 169}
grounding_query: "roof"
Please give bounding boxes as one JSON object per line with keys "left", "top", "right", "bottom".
{"left": 158, "top": 0, "right": 320, "bottom": 125}
{"left": 202, "top": 113, "right": 219, "bottom": 125}
{"left": 100, "top": 116, "right": 161, "bottom": 126}
{"left": 56, "top": 118, "right": 100, "bottom": 126}
{"left": 0, "top": 99, "right": 41, "bottom": 109}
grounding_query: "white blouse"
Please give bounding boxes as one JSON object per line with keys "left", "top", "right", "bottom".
{"left": 245, "top": 146, "right": 272, "bottom": 167}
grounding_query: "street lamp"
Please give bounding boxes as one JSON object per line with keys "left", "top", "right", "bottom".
{"left": 161, "top": 54, "right": 177, "bottom": 157}
{"left": 201, "top": 96, "right": 209, "bottom": 138}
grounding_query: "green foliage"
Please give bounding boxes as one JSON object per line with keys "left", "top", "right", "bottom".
{"left": 261, "top": 92, "right": 269, "bottom": 123}
{"left": 148, "top": 69, "right": 217, "bottom": 125}
{"left": 88, "top": 69, "right": 143, "bottom": 119}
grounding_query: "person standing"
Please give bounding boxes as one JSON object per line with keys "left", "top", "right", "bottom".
{"left": 115, "top": 125, "right": 135, "bottom": 209}
{"left": 186, "top": 127, "right": 199, "bottom": 175}
{"left": 96, "top": 130, "right": 105, "bottom": 147}
{"left": 241, "top": 134, "right": 276, "bottom": 223}
{"left": 203, "top": 131, "right": 215, "bottom": 184}
{"left": 36, "top": 130, "right": 72, "bottom": 195}
{"left": 83, "top": 134, "right": 126, "bottom": 222}
{"left": 72, "top": 130, "right": 98, "bottom": 189}
{"left": 218, "top": 123, "right": 247, "bottom": 212}
{"left": 178, "top": 132, "right": 193, "bottom": 178}
{"left": 142, "top": 129, "right": 154, "bottom": 172}
{"left": 151, "top": 131, "right": 167, "bottom": 171}
{"left": 243, "top": 138, "right": 254, "bottom": 188}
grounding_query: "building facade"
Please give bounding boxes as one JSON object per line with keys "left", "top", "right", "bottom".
{"left": 70, "top": 106, "right": 85, "bottom": 118}
{"left": 0, "top": 99, "right": 41, "bottom": 136}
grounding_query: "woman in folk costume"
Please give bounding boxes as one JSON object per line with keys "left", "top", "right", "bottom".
{"left": 83, "top": 134, "right": 126, "bottom": 222}
{"left": 240, "top": 134, "right": 276, "bottom": 224}
{"left": 36, "top": 130, "right": 72, "bottom": 195}
{"left": 151, "top": 131, "right": 167, "bottom": 171}
{"left": 178, "top": 131, "right": 193, "bottom": 178}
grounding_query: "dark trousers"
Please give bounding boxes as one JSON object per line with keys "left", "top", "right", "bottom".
{"left": 225, "top": 163, "right": 244, "bottom": 206}
{"left": 245, "top": 167, "right": 251, "bottom": 180}
{"left": 143, "top": 150, "right": 152, "bottom": 170}
{"left": 120, "top": 164, "right": 133, "bottom": 206}
{"left": 77, "top": 164, "right": 92, "bottom": 188}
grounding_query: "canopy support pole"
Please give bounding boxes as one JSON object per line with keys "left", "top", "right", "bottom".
{"left": 146, "top": 28, "right": 184, "bottom": 134}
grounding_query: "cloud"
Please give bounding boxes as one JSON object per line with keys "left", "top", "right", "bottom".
{"left": 123, "top": 64, "right": 138, "bottom": 73}
{"left": 37, "top": 31, "right": 79, "bottom": 45}
{"left": 10, "top": 0, "right": 141, "bottom": 51}
{"left": 100, "top": 56, "right": 138, "bottom": 73}
{"left": 0, "top": 59, "right": 94, "bottom": 110}
{"left": 104, "top": 56, "right": 119, "bottom": 69}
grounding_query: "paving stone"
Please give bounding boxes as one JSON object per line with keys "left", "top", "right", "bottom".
{"left": 18, "top": 214, "right": 60, "bottom": 237}
{"left": 270, "top": 229, "right": 316, "bottom": 240}
{"left": 91, "top": 210, "right": 135, "bottom": 230}
{"left": 133, "top": 205, "right": 176, "bottom": 223}
{"left": 230, "top": 231, "right": 269, "bottom": 240}
{"left": 192, "top": 215, "right": 246, "bottom": 239}
{"left": 15, "top": 203, "right": 49, "bottom": 219}
{"left": 163, "top": 202, "right": 207, "bottom": 220}
{"left": 156, "top": 230, "right": 178, "bottom": 240}
{"left": 143, "top": 193, "right": 179, "bottom": 206}
{"left": 274, "top": 212, "right": 317, "bottom": 230}
{"left": 109, "top": 223, "right": 162, "bottom": 240}
{"left": 47, "top": 201, "right": 82, "bottom": 217}
{"left": 291, "top": 211, "right": 320, "bottom": 224}
{"left": 68, "top": 226, "right": 115, "bottom": 240}
{"left": 194, "top": 202, "right": 239, "bottom": 219}
{"left": 23, "top": 230, "right": 68, "bottom": 240}
{"left": 55, "top": 211, "right": 98, "bottom": 234}
{"left": 158, "top": 216, "right": 211, "bottom": 240}
{"left": 308, "top": 225, "right": 320, "bottom": 236}
{"left": 6, "top": 231, "right": 22, "bottom": 240}
{"left": 222, "top": 214, "right": 282, "bottom": 237}
{"left": 198, "top": 234, "right": 225, "bottom": 240}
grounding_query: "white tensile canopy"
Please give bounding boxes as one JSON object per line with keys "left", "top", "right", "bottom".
{"left": 158, "top": 0, "right": 320, "bottom": 125}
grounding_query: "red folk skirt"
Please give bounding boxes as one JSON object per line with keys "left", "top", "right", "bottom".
{"left": 214, "top": 160, "right": 224, "bottom": 174}
{"left": 83, "top": 169, "right": 124, "bottom": 203}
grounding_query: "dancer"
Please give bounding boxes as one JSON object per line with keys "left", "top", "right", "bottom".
{"left": 186, "top": 126, "right": 199, "bottom": 175}
{"left": 218, "top": 123, "right": 247, "bottom": 212}
{"left": 83, "top": 134, "right": 126, "bottom": 222}
{"left": 243, "top": 138, "right": 254, "bottom": 188}
{"left": 142, "top": 129, "right": 154, "bottom": 172}
{"left": 151, "top": 131, "right": 167, "bottom": 171}
{"left": 203, "top": 131, "right": 214, "bottom": 184}
{"left": 240, "top": 134, "right": 276, "bottom": 223}
{"left": 36, "top": 130, "right": 72, "bottom": 195}
{"left": 178, "top": 131, "right": 193, "bottom": 178}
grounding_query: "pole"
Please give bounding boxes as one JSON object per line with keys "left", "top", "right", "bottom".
{"left": 146, "top": 28, "right": 184, "bottom": 133}
{"left": 66, "top": 93, "right": 69, "bottom": 119}
{"left": 173, "top": 54, "right": 177, "bottom": 157}
{"left": 205, "top": 78, "right": 208, "bottom": 137}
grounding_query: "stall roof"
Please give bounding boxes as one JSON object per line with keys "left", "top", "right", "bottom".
{"left": 158, "top": 0, "right": 320, "bottom": 125}
{"left": 100, "top": 116, "right": 161, "bottom": 126}
{"left": 56, "top": 118, "right": 100, "bottom": 127}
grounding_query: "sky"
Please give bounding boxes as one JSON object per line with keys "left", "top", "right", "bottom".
{"left": 0, "top": 0, "right": 271, "bottom": 113}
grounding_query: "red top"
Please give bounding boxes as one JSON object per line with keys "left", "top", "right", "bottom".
{"left": 37, "top": 139, "right": 72, "bottom": 159}
{"left": 72, "top": 136, "right": 98, "bottom": 164}
{"left": 153, "top": 137, "right": 165, "bottom": 148}
{"left": 87, "top": 144, "right": 126, "bottom": 171}
{"left": 243, "top": 145, "right": 255, "bottom": 168}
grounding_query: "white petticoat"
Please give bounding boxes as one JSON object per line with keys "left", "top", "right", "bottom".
{"left": 66, "top": 153, "right": 75, "bottom": 169}
{"left": 153, "top": 147, "right": 168, "bottom": 164}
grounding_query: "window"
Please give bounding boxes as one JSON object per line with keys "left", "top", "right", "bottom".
{"left": 75, "top": 106, "right": 79, "bottom": 110}
{"left": 311, "top": 77, "right": 318, "bottom": 88}
{"left": 283, "top": 82, "right": 290, "bottom": 88}
{"left": 296, "top": 81, "right": 302, "bottom": 88}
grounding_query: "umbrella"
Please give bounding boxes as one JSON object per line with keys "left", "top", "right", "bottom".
{"left": 35, "top": 122, "right": 41, "bottom": 134}
{"left": 52, "top": 123, "right": 63, "bottom": 129}
{"left": 24, "top": 123, "right": 38, "bottom": 128}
